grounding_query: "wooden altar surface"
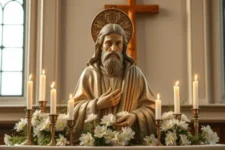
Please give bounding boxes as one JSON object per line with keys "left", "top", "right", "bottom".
{"left": 1, "top": 145, "right": 225, "bottom": 150}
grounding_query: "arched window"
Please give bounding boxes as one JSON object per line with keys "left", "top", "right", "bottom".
{"left": 0, "top": 0, "right": 25, "bottom": 96}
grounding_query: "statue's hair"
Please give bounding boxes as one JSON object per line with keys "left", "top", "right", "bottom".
{"left": 88, "top": 24, "right": 135, "bottom": 65}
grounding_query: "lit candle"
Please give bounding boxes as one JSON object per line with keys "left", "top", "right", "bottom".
{"left": 174, "top": 81, "right": 180, "bottom": 114}
{"left": 67, "top": 94, "right": 74, "bottom": 120}
{"left": 155, "top": 94, "right": 162, "bottom": 120}
{"left": 193, "top": 75, "right": 199, "bottom": 109}
{"left": 50, "top": 82, "right": 57, "bottom": 114}
{"left": 39, "top": 69, "right": 46, "bottom": 101}
{"left": 27, "top": 74, "right": 33, "bottom": 109}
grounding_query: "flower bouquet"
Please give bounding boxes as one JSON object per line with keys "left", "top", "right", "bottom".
{"left": 79, "top": 111, "right": 135, "bottom": 146}
{"left": 143, "top": 111, "right": 219, "bottom": 146}
{"left": 4, "top": 110, "right": 69, "bottom": 146}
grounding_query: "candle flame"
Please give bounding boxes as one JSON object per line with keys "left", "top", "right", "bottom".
{"left": 29, "top": 74, "right": 32, "bottom": 80}
{"left": 195, "top": 74, "right": 198, "bottom": 81}
{"left": 51, "top": 82, "right": 55, "bottom": 88}
{"left": 69, "top": 94, "right": 73, "bottom": 99}
{"left": 175, "top": 81, "right": 179, "bottom": 86}
{"left": 42, "top": 69, "right": 45, "bottom": 75}
{"left": 157, "top": 94, "right": 160, "bottom": 100}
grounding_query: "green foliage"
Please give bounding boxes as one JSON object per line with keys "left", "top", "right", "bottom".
{"left": 9, "top": 135, "right": 26, "bottom": 145}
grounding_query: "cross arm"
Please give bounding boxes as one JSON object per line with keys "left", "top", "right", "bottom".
{"left": 104, "top": 5, "right": 129, "bottom": 13}
{"left": 105, "top": 4, "right": 159, "bottom": 14}
{"left": 134, "top": 5, "right": 159, "bottom": 14}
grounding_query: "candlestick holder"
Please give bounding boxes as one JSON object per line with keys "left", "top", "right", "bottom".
{"left": 21, "top": 109, "right": 33, "bottom": 145}
{"left": 47, "top": 114, "right": 58, "bottom": 146}
{"left": 155, "top": 119, "right": 163, "bottom": 146}
{"left": 192, "top": 108, "right": 200, "bottom": 136}
{"left": 174, "top": 113, "right": 182, "bottom": 120}
{"left": 39, "top": 101, "right": 47, "bottom": 113}
{"left": 67, "top": 120, "right": 75, "bottom": 146}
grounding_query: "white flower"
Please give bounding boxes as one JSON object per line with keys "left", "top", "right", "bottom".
{"left": 116, "top": 111, "right": 129, "bottom": 118}
{"left": 4, "top": 134, "right": 12, "bottom": 146}
{"left": 14, "top": 118, "right": 27, "bottom": 132}
{"left": 201, "top": 125, "right": 219, "bottom": 144}
{"left": 31, "top": 110, "right": 41, "bottom": 126}
{"left": 165, "top": 131, "right": 177, "bottom": 146}
{"left": 33, "top": 126, "right": 41, "bottom": 137}
{"left": 177, "top": 120, "right": 188, "bottom": 130}
{"left": 181, "top": 114, "right": 190, "bottom": 123}
{"left": 85, "top": 113, "right": 98, "bottom": 123}
{"left": 94, "top": 125, "right": 107, "bottom": 138}
{"left": 56, "top": 114, "right": 67, "bottom": 131}
{"left": 79, "top": 133, "right": 95, "bottom": 146}
{"left": 31, "top": 110, "right": 48, "bottom": 127}
{"left": 161, "top": 119, "right": 178, "bottom": 131}
{"left": 201, "top": 125, "right": 213, "bottom": 134}
{"left": 100, "top": 114, "right": 116, "bottom": 126}
{"left": 31, "top": 118, "right": 40, "bottom": 127}
{"left": 104, "top": 129, "right": 117, "bottom": 144}
{"left": 207, "top": 132, "right": 219, "bottom": 144}
{"left": 113, "top": 132, "right": 128, "bottom": 146}
{"left": 179, "top": 134, "right": 191, "bottom": 145}
{"left": 39, "top": 118, "right": 50, "bottom": 131}
{"left": 162, "top": 111, "right": 174, "bottom": 120}
{"left": 121, "top": 127, "right": 135, "bottom": 141}
{"left": 143, "top": 134, "right": 158, "bottom": 146}
{"left": 56, "top": 134, "right": 70, "bottom": 146}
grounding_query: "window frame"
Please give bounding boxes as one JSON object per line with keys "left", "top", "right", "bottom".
{"left": 210, "top": 0, "right": 225, "bottom": 103}
{"left": 0, "top": 0, "right": 35, "bottom": 106}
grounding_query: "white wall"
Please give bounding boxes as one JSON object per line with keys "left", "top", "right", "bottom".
{"left": 53, "top": 0, "right": 205, "bottom": 105}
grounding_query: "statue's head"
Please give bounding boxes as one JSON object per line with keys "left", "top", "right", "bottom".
{"left": 98, "top": 24, "right": 125, "bottom": 76}
{"left": 88, "top": 9, "right": 135, "bottom": 75}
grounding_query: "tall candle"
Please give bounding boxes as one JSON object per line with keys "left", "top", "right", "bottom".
{"left": 39, "top": 70, "right": 46, "bottom": 101}
{"left": 27, "top": 74, "right": 33, "bottom": 109}
{"left": 68, "top": 94, "right": 74, "bottom": 120}
{"left": 193, "top": 75, "right": 199, "bottom": 109}
{"left": 155, "top": 94, "right": 162, "bottom": 119}
{"left": 50, "top": 82, "right": 57, "bottom": 114}
{"left": 174, "top": 81, "right": 180, "bottom": 114}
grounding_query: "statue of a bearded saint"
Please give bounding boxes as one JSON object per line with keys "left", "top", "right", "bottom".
{"left": 72, "top": 9, "right": 156, "bottom": 143}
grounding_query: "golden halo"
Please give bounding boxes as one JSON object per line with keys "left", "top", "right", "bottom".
{"left": 91, "top": 8, "right": 133, "bottom": 43}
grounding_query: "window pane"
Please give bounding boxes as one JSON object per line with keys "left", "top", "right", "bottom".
{"left": 0, "top": 25, "right": 2, "bottom": 46}
{"left": 1, "top": 72, "right": 22, "bottom": 95}
{"left": 3, "top": 25, "right": 23, "bottom": 47}
{"left": 3, "top": 1, "right": 23, "bottom": 24}
{"left": 2, "top": 48, "right": 23, "bottom": 71}
{"left": 0, "top": 6, "right": 2, "bottom": 24}
{"left": 0, "top": 50, "right": 1, "bottom": 70}
{"left": 0, "top": 0, "right": 11, "bottom": 7}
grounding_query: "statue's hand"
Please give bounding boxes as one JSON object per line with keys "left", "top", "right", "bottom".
{"left": 96, "top": 88, "right": 121, "bottom": 110}
{"left": 114, "top": 113, "right": 136, "bottom": 128}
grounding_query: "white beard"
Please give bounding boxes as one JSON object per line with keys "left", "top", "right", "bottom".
{"left": 101, "top": 51, "right": 123, "bottom": 77}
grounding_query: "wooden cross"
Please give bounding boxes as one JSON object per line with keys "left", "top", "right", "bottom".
{"left": 105, "top": 0, "right": 159, "bottom": 60}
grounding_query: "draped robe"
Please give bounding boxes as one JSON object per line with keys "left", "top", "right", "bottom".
{"left": 72, "top": 60, "right": 156, "bottom": 143}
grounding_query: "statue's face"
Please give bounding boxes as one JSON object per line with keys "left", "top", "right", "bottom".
{"left": 101, "top": 33, "right": 124, "bottom": 76}
{"left": 102, "top": 33, "right": 123, "bottom": 52}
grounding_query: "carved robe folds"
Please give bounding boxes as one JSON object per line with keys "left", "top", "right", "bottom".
{"left": 72, "top": 60, "right": 156, "bottom": 142}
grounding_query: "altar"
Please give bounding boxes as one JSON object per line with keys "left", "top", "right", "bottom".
{"left": 1, "top": 145, "right": 225, "bottom": 150}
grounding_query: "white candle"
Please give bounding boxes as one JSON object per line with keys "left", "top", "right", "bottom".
{"left": 155, "top": 94, "right": 161, "bottom": 119}
{"left": 174, "top": 81, "right": 180, "bottom": 114}
{"left": 193, "top": 75, "right": 199, "bottom": 109}
{"left": 50, "top": 82, "right": 57, "bottom": 114}
{"left": 27, "top": 74, "right": 33, "bottom": 109}
{"left": 67, "top": 94, "right": 74, "bottom": 120}
{"left": 39, "top": 70, "right": 46, "bottom": 101}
